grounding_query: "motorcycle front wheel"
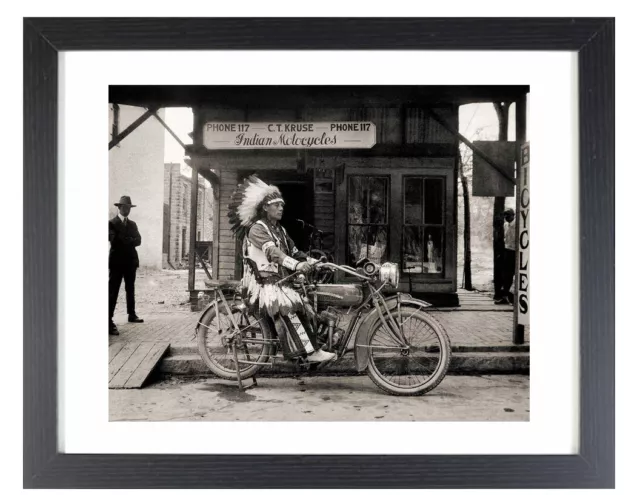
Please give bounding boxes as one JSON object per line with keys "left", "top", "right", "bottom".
{"left": 366, "top": 309, "right": 451, "bottom": 396}
{"left": 197, "top": 303, "right": 275, "bottom": 381}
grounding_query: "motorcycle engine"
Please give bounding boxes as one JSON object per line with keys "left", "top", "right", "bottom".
{"left": 316, "top": 306, "right": 341, "bottom": 346}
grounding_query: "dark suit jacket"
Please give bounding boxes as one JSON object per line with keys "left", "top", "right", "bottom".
{"left": 109, "top": 216, "right": 142, "bottom": 269}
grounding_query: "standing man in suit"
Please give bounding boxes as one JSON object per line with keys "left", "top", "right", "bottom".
{"left": 109, "top": 196, "right": 144, "bottom": 335}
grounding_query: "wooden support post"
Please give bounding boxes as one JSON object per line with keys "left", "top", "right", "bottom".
{"left": 493, "top": 102, "right": 509, "bottom": 301}
{"left": 211, "top": 180, "right": 220, "bottom": 280}
{"left": 513, "top": 94, "right": 527, "bottom": 345}
{"left": 108, "top": 108, "right": 155, "bottom": 150}
{"left": 188, "top": 165, "right": 199, "bottom": 292}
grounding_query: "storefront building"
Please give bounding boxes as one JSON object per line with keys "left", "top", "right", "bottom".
{"left": 109, "top": 85, "right": 529, "bottom": 307}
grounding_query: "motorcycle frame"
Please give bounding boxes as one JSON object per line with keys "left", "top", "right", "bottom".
{"left": 197, "top": 280, "right": 431, "bottom": 373}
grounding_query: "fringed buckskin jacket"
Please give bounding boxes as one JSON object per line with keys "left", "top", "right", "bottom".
{"left": 242, "top": 220, "right": 312, "bottom": 317}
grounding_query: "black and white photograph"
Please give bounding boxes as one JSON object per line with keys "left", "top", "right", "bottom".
{"left": 107, "top": 85, "right": 530, "bottom": 422}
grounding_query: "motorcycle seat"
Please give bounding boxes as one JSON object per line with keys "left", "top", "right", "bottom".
{"left": 204, "top": 279, "right": 242, "bottom": 291}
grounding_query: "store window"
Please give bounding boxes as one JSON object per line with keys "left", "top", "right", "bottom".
{"left": 347, "top": 176, "right": 389, "bottom": 266}
{"left": 403, "top": 177, "right": 445, "bottom": 275}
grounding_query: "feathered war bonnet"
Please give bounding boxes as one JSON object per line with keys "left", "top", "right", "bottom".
{"left": 227, "top": 175, "right": 285, "bottom": 239}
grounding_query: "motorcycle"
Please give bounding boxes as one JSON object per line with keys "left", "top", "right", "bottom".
{"left": 195, "top": 260, "right": 451, "bottom": 396}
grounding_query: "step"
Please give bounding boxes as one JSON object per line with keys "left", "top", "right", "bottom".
{"left": 159, "top": 352, "right": 529, "bottom": 376}
{"left": 168, "top": 343, "right": 529, "bottom": 356}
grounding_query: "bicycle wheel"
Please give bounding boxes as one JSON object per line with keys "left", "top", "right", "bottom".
{"left": 196, "top": 301, "right": 275, "bottom": 380}
{"left": 366, "top": 309, "right": 451, "bottom": 396}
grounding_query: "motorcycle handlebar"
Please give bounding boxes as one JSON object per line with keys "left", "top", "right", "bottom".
{"left": 275, "top": 261, "right": 374, "bottom": 285}
{"left": 314, "top": 262, "right": 373, "bottom": 281}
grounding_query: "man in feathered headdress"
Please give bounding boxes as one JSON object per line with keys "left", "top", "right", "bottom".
{"left": 228, "top": 175, "right": 336, "bottom": 363}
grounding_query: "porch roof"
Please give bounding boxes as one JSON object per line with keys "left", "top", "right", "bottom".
{"left": 109, "top": 85, "right": 529, "bottom": 109}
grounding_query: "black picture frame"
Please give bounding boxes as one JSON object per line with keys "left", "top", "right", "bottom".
{"left": 23, "top": 18, "right": 614, "bottom": 488}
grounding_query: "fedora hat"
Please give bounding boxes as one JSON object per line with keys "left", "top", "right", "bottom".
{"left": 114, "top": 195, "right": 136, "bottom": 207}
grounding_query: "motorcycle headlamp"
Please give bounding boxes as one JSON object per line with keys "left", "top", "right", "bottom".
{"left": 379, "top": 262, "right": 400, "bottom": 288}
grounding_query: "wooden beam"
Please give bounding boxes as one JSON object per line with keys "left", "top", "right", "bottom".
{"left": 188, "top": 165, "right": 199, "bottom": 291}
{"left": 186, "top": 143, "right": 458, "bottom": 159}
{"left": 153, "top": 115, "right": 221, "bottom": 189}
{"left": 424, "top": 107, "right": 516, "bottom": 186}
{"left": 195, "top": 250, "right": 213, "bottom": 280}
{"left": 108, "top": 108, "right": 155, "bottom": 150}
{"left": 152, "top": 110, "right": 186, "bottom": 149}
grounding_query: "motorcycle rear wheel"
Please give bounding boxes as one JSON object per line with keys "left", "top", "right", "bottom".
{"left": 197, "top": 303, "right": 275, "bottom": 381}
{"left": 366, "top": 309, "right": 451, "bottom": 396}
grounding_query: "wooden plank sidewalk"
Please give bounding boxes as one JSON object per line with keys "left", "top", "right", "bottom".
{"left": 109, "top": 341, "right": 170, "bottom": 389}
{"left": 437, "top": 290, "right": 513, "bottom": 312}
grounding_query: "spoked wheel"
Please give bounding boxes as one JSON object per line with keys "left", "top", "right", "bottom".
{"left": 196, "top": 302, "right": 275, "bottom": 381}
{"left": 366, "top": 309, "right": 451, "bottom": 396}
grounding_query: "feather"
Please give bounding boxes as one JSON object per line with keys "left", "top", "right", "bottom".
{"left": 227, "top": 175, "right": 283, "bottom": 239}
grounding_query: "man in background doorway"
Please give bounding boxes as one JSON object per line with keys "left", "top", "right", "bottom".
{"left": 495, "top": 208, "right": 516, "bottom": 305}
{"left": 109, "top": 195, "right": 144, "bottom": 335}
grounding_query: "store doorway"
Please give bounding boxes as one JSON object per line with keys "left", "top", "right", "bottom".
{"left": 275, "top": 180, "right": 313, "bottom": 250}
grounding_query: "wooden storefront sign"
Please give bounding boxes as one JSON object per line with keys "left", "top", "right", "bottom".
{"left": 203, "top": 122, "right": 376, "bottom": 150}
{"left": 516, "top": 143, "right": 530, "bottom": 325}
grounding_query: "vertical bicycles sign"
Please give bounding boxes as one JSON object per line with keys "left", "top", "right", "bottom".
{"left": 517, "top": 143, "right": 530, "bottom": 325}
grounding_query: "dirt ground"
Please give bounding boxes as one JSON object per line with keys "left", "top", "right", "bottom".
{"left": 113, "top": 267, "right": 210, "bottom": 314}
{"left": 110, "top": 374, "right": 530, "bottom": 422}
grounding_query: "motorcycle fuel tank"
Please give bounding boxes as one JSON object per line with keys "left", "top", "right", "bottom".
{"left": 314, "top": 284, "right": 364, "bottom": 307}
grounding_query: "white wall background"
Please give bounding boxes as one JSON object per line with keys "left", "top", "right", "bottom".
{"left": 108, "top": 105, "right": 165, "bottom": 268}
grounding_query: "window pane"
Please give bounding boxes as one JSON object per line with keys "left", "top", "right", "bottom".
{"left": 368, "top": 177, "right": 388, "bottom": 224}
{"left": 423, "top": 227, "right": 444, "bottom": 274}
{"left": 404, "top": 178, "right": 422, "bottom": 224}
{"left": 347, "top": 176, "right": 389, "bottom": 268}
{"left": 348, "top": 177, "right": 366, "bottom": 224}
{"left": 403, "top": 226, "right": 423, "bottom": 273}
{"left": 348, "top": 226, "right": 389, "bottom": 266}
{"left": 423, "top": 178, "right": 444, "bottom": 225}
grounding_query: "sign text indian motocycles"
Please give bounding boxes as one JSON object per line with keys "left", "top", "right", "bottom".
{"left": 203, "top": 122, "right": 376, "bottom": 149}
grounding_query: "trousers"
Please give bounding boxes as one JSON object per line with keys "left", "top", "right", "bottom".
{"left": 269, "top": 310, "right": 319, "bottom": 359}
{"left": 109, "top": 265, "right": 137, "bottom": 321}
{"left": 499, "top": 248, "right": 516, "bottom": 300}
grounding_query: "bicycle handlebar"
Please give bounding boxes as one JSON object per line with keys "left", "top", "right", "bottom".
{"left": 296, "top": 218, "right": 324, "bottom": 235}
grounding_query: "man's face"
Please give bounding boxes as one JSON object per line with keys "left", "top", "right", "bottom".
{"left": 118, "top": 205, "right": 132, "bottom": 217}
{"left": 263, "top": 201, "right": 284, "bottom": 222}
{"left": 505, "top": 211, "right": 515, "bottom": 223}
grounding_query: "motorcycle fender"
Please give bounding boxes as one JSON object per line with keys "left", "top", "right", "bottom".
{"left": 353, "top": 294, "right": 432, "bottom": 372}
{"left": 196, "top": 296, "right": 230, "bottom": 327}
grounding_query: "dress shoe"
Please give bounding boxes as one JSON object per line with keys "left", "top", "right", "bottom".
{"left": 307, "top": 349, "right": 337, "bottom": 363}
{"left": 128, "top": 315, "right": 144, "bottom": 323}
{"left": 109, "top": 322, "right": 119, "bottom": 335}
